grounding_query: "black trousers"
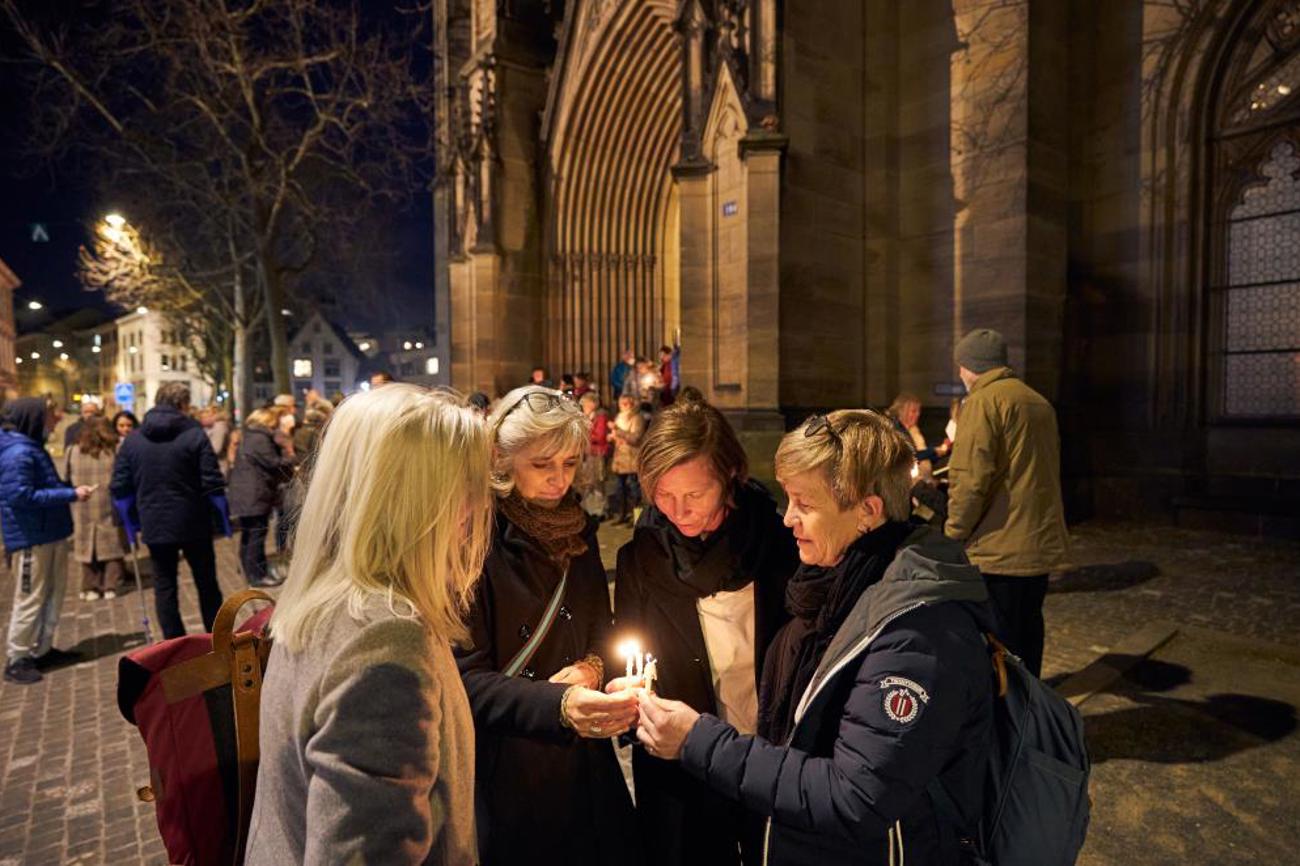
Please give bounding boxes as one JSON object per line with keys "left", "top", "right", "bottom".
{"left": 148, "top": 538, "right": 222, "bottom": 639}
{"left": 239, "top": 515, "right": 270, "bottom": 584}
{"left": 982, "top": 572, "right": 1050, "bottom": 678}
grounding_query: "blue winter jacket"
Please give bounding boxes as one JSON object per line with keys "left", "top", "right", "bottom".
{"left": 0, "top": 405, "right": 76, "bottom": 553}
{"left": 679, "top": 526, "right": 995, "bottom": 866}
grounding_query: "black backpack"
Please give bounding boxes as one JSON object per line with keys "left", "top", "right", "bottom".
{"left": 929, "top": 633, "right": 1091, "bottom": 866}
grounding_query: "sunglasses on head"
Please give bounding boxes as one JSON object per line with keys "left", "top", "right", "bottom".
{"left": 494, "top": 390, "right": 577, "bottom": 432}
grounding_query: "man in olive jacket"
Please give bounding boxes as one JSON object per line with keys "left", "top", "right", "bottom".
{"left": 944, "top": 328, "right": 1068, "bottom": 676}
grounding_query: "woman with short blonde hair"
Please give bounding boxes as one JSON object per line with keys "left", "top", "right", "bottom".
{"left": 632, "top": 409, "right": 995, "bottom": 866}
{"left": 610, "top": 397, "right": 798, "bottom": 866}
{"left": 247, "top": 385, "right": 493, "bottom": 866}
{"left": 457, "top": 385, "right": 637, "bottom": 866}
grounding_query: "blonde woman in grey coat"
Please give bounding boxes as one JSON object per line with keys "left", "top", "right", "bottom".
{"left": 246, "top": 385, "right": 494, "bottom": 866}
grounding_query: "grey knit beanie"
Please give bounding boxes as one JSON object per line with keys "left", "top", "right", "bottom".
{"left": 954, "top": 328, "right": 1007, "bottom": 374}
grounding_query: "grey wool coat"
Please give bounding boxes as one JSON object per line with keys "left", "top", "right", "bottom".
{"left": 246, "top": 603, "right": 477, "bottom": 866}
{"left": 64, "top": 445, "right": 126, "bottom": 564}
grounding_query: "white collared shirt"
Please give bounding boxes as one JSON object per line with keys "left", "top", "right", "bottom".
{"left": 697, "top": 583, "right": 758, "bottom": 734}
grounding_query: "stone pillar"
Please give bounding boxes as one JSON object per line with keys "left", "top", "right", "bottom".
{"left": 741, "top": 133, "right": 785, "bottom": 413}
{"left": 673, "top": 163, "right": 715, "bottom": 396}
{"left": 949, "top": 0, "right": 1069, "bottom": 400}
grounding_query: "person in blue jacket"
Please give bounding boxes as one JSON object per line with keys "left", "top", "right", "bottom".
{"left": 635, "top": 410, "right": 996, "bottom": 866}
{"left": 2, "top": 397, "right": 94, "bottom": 684}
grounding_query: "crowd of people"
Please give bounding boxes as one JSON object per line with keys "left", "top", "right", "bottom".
{"left": 0, "top": 327, "right": 1070, "bottom": 866}
{"left": 0, "top": 382, "right": 344, "bottom": 682}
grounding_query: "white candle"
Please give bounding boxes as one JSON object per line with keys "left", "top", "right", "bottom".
{"left": 618, "top": 639, "right": 640, "bottom": 679}
{"left": 644, "top": 656, "right": 657, "bottom": 694}
{"left": 635, "top": 651, "right": 644, "bottom": 679}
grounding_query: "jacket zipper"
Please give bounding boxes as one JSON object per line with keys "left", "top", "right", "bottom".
{"left": 762, "top": 600, "right": 927, "bottom": 866}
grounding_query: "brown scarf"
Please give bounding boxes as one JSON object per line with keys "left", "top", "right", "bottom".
{"left": 498, "top": 491, "right": 590, "bottom": 569}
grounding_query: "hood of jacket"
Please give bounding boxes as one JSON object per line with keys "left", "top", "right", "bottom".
{"left": 801, "top": 525, "right": 993, "bottom": 709}
{"left": 0, "top": 397, "right": 50, "bottom": 445}
{"left": 141, "top": 405, "right": 199, "bottom": 443}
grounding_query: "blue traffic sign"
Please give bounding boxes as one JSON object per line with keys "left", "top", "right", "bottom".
{"left": 114, "top": 382, "right": 135, "bottom": 405}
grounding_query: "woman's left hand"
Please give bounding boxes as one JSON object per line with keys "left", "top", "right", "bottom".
{"left": 636, "top": 692, "right": 701, "bottom": 760}
{"left": 549, "top": 661, "right": 601, "bottom": 690}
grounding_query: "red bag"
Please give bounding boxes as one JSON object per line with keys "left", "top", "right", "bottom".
{"left": 117, "top": 590, "right": 274, "bottom": 866}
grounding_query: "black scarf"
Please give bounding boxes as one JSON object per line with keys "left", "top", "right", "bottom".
{"left": 636, "top": 480, "right": 776, "bottom": 599}
{"left": 758, "top": 521, "right": 914, "bottom": 744}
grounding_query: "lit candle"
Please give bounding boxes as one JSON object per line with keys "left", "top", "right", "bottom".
{"left": 643, "top": 655, "right": 658, "bottom": 694}
{"left": 635, "top": 650, "right": 644, "bottom": 680}
{"left": 618, "top": 639, "right": 641, "bottom": 679}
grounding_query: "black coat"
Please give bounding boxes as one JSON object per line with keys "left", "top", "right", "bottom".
{"left": 455, "top": 507, "right": 636, "bottom": 866}
{"left": 679, "top": 527, "right": 995, "bottom": 866}
{"left": 614, "top": 480, "right": 798, "bottom": 866}
{"left": 227, "top": 427, "right": 294, "bottom": 519}
{"left": 110, "top": 405, "right": 225, "bottom": 545}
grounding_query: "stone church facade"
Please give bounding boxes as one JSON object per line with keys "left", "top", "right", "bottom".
{"left": 434, "top": 0, "right": 1299, "bottom": 531}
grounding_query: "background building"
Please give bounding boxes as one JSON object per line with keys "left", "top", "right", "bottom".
{"left": 0, "top": 258, "right": 16, "bottom": 395}
{"left": 289, "top": 310, "right": 366, "bottom": 401}
{"left": 113, "top": 308, "right": 212, "bottom": 413}
{"left": 435, "top": 0, "right": 1300, "bottom": 534}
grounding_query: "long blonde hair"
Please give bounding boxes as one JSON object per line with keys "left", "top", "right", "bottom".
{"left": 270, "top": 384, "right": 494, "bottom": 651}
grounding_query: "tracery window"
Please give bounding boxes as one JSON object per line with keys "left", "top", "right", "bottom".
{"left": 1209, "top": 1, "right": 1300, "bottom": 419}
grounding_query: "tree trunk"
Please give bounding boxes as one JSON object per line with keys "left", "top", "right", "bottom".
{"left": 231, "top": 236, "right": 254, "bottom": 423}
{"left": 260, "top": 260, "right": 291, "bottom": 394}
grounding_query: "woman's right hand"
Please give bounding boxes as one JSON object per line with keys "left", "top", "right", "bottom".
{"left": 563, "top": 686, "right": 639, "bottom": 739}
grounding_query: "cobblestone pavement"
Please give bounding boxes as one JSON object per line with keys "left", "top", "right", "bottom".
{"left": 0, "top": 520, "right": 1296, "bottom": 865}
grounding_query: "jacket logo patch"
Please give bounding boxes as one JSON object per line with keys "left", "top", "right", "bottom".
{"left": 880, "top": 675, "right": 930, "bottom": 724}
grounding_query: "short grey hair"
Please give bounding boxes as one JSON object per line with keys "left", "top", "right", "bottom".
{"left": 489, "top": 385, "right": 589, "bottom": 497}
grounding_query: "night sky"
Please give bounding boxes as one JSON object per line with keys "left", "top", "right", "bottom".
{"left": 0, "top": 2, "right": 435, "bottom": 334}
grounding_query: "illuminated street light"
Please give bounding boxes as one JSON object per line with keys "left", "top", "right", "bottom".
{"left": 15, "top": 357, "right": 22, "bottom": 365}
{"left": 403, "top": 341, "right": 413, "bottom": 350}
{"left": 91, "top": 346, "right": 102, "bottom": 354}
{"left": 136, "top": 306, "right": 148, "bottom": 315}
{"left": 59, "top": 353, "right": 69, "bottom": 361}
{"left": 358, "top": 341, "right": 371, "bottom": 352}
{"left": 415, "top": 341, "right": 424, "bottom": 349}
{"left": 30, "top": 352, "right": 40, "bottom": 360}
{"left": 281, "top": 308, "right": 293, "bottom": 316}
{"left": 52, "top": 339, "right": 63, "bottom": 348}
{"left": 27, "top": 300, "right": 42, "bottom": 311}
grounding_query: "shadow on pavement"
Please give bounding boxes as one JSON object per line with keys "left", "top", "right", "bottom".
{"left": 44, "top": 631, "right": 151, "bottom": 670}
{"left": 1084, "top": 659, "right": 1298, "bottom": 764}
{"left": 1050, "top": 560, "right": 1159, "bottom": 594}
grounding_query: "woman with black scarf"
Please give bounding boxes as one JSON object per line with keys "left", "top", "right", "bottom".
{"left": 633, "top": 411, "right": 996, "bottom": 866}
{"left": 455, "top": 386, "right": 638, "bottom": 866}
{"left": 611, "top": 398, "right": 798, "bottom": 866}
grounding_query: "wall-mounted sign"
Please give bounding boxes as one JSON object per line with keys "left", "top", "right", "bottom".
{"left": 722, "top": 201, "right": 738, "bottom": 217}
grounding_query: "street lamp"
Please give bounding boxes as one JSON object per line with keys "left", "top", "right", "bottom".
{"left": 27, "top": 300, "right": 42, "bottom": 311}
